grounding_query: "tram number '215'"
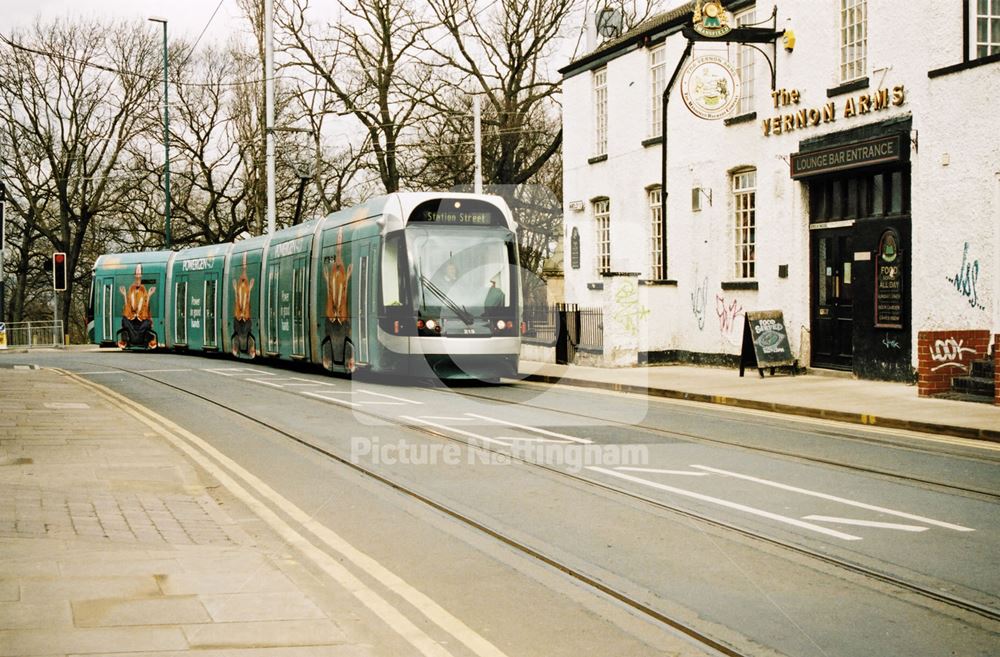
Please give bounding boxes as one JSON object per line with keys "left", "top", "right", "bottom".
{"left": 463, "top": 328, "right": 476, "bottom": 334}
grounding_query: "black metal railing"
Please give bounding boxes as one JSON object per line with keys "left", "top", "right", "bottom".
{"left": 577, "top": 308, "right": 604, "bottom": 352}
{"left": 521, "top": 304, "right": 603, "bottom": 353}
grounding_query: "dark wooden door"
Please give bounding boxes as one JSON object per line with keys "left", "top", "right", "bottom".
{"left": 811, "top": 230, "right": 854, "bottom": 370}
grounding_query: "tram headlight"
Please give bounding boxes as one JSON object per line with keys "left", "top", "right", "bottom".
{"left": 425, "top": 319, "right": 437, "bottom": 331}
{"left": 496, "top": 319, "right": 506, "bottom": 330}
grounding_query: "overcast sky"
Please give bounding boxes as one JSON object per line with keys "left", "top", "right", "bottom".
{"left": 4, "top": 0, "right": 250, "bottom": 45}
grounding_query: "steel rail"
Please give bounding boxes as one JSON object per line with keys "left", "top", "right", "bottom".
{"left": 79, "top": 361, "right": 1000, "bottom": 627}
{"left": 435, "top": 382, "right": 1000, "bottom": 501}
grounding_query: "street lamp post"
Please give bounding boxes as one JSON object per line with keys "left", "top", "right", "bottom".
{"left": 148, "top": 17, "right": 171, "bottom": 249}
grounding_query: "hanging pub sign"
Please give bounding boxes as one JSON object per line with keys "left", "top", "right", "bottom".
{"left": 570, "top": 227, "right": 581, "bottom": 270}
{"left": 874, "top": 229, "right": 904, "bottom": 328}
{"left": 739, "top": 310, "right": 797, "bottom": 377}
{"left": 680, "top": 55, "right": 742, "bottom": 120}
{"left": 692, "top": 0, "right": 732, "bottom": 38}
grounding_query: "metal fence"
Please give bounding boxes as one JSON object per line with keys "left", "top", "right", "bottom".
{"left": 577, "top": 308, "right": 604, "bottom": 352}
{"left": 522, "top": 305, "right": 558, "bottom": 346}
{"left": 0, "top": 321, "right": 65, "bottom": 349}
{"left": 521, "top": 305, "right": 603, "bottom": 353}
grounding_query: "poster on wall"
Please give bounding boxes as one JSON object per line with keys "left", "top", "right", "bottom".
{"left": 874, "top": 229, "right": 903, "bottom": 329}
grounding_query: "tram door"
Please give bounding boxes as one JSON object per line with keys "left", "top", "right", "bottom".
{"left": 811, "top": 230, "right": 853, "bottom": 369}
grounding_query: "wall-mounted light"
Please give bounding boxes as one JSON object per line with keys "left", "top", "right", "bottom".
{"left": 783, "top": 29, "right": 795, "bottom": 52}
{"left": 691, "top": 186, "right": 712, "bottom": 212}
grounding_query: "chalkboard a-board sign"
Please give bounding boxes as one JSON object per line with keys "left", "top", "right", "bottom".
{"left": 740, "top": 310, "right": 797, "bottom": 377}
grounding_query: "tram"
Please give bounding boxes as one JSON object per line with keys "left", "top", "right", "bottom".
{"left": 89, "top": 192, "right": 522, "bottom": 380}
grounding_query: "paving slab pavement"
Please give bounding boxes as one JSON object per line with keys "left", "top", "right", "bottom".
{"left": 0, "top": 366, "right": 389, "bottom": 657}
{"left": 518, "top": 360, "right": 1000, "bottom": 442}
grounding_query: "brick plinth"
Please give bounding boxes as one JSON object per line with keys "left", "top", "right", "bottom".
{"left": 916, "top": 329, "right": 991, "bottom": 397}
{"left": 994, "top": 334, "right": 1000, "bottom": 406}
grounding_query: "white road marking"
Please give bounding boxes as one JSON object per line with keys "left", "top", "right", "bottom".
{"left": 418, "top": 416, "right": 472, "bottom": 422}
{"left": 402, "top": 416, "right": 513, "bottom": 447}
{"left": 803, "top": 516, "right": 929, "bottom": 532}
{"left": 283, "top": 377, "right": 336, "bottom": 387}
{"left": 204, "top": 367, "right": 274, "bottom": 376}
{"left": 68, "top": 371, "right": 509, "bottom": 657}
{"left": 302, "top": 391, "right": 362, "bottom": 407}
{"left": 361, "top": 390, "right": 422, "bottom": 405}
{"left": 137, "top": 368, "right": 191, "bottom": 373}
{"left": 614, "top": 467, "right": 710, "bottom": 476}
{"left": 464, "top": 413, "right": 593, "bottom": 444}
{"left": 691, "top": 465, "right": 975, "bottom": 532}
{"left": 586, "top": 466, "right": 863, "bottom": 541}
{"left": 44, "top": 402, "right": 90, "bottom": 410}
{"left": 495, "top": 436, "right": 573, "bottom": 444}
{"left": 247, "top": 378, "right": 286, "bottom": 388}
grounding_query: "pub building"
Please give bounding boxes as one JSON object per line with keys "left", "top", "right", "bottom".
{"left": 557, "top": 0, "right": 999, "bottom": 396}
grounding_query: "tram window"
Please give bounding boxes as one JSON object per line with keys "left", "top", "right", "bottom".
{"left": 267, "top": 269, "right": 279, "bottom": 351}
{"left": 204, "top": 279, "right": 217, "bottom": 347}
{"left": 292, "top": 266, "right": 305, "bottom": 355}
{"left": 175, "top": 281, "right": 188, "bottom": 344}
{"left": 102, "top": 283, "right": 113, "bottom": 338}
{"left": 381, "top": 234, "right": 405, "bottom": 309}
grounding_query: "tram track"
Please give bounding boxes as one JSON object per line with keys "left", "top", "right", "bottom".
{"left": 73, "top": 360, "right": 1000, "bottom": 636}
{"left": 438, "top": 380, "right": 1000, "bottom": 501}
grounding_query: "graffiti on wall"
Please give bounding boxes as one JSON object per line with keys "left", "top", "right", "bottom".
{"left": 690, "top": 277, "right": 708, "bottom": 330}
{"left": 945, "top": 242, "right": 986, "bottom": 311}
{"left": 928, "top": 337, "right": 976, "bottom": 372}
{"left": 715, "top": 294, "right": 744, "bottom": 344}
{"left": 612, "top": 281, "right": 650, "bottom": 336}
{"left": 881, "top": 334, "right": 901, "bottom": 350}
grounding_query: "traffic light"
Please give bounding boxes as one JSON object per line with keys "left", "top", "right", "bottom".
{"left": 53, "top": 252, "right": 67, "bottom": 291}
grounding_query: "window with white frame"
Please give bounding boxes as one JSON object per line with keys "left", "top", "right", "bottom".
{"left": 594, "top": 67, "right": 608, "bottom": 155}
{"left": 648, "top": 187, "right": 663, "bottom": 280}
{"left": 649, "top": 45, "right": 665, "bottom": 137}
{"left": 840, "top": 0, "right": 867, "bottom": 82}
{"left": 732, "top": 169, "right": 756, "bottom": 280}
{"left": 594, "top": 198, "right": 611, "bottom": 274}
{"left": 735, "top": 8, "right": 756, "bottom": 115}
{"left": 973, "top": 0, "right": 1000, "bottom": 57}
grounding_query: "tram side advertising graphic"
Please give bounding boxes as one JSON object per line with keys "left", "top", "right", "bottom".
{"left": 90, "top": 193, "right": 522, "bottom": 380}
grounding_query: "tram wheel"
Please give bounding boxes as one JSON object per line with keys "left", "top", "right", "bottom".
{"left": 321, "top": 339, "right": 334, "bottom": 372}
{"left": 344, "top": 341, "right": 355, "bottom": 376}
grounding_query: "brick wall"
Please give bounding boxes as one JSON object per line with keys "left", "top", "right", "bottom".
{"left": 916, "top": 329, "right": 991, "bottom": 397}
{"left": 994, "top": 334, "right": 1000, "bottom": 406}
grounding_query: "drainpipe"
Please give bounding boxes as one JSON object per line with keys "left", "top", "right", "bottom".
{"left": 660, "top": 40, "right": 693, "bottom": 280}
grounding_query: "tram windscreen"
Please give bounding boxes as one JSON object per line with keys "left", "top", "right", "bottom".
{"left": 406, "top": 226, "right": 514, "bottom": 320}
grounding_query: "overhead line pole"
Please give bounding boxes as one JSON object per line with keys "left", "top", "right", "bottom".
{"left": 265, "top": 0, "right": 276, "bottom": 235}
{"left": 148, "top": 17, "right": 171, "bottom": 249}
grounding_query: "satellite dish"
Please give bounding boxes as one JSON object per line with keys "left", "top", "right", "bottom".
{"left": 596, "top": 7, "right": 623, "bottom": 39}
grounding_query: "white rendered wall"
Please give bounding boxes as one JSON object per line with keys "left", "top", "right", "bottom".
{"left": 562, "top": 0, "right": 1000, "bottom": 368}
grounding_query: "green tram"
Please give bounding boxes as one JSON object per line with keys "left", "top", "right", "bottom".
{"left": 89, "top": 193, "right": 522, "bottom": 379}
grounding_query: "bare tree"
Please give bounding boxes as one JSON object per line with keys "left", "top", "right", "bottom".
{"left": 158, "top": 43, "right": 251, "bottom": 245}
{"left": 0, "top": 19, "right": 160, "bottom": 337}
{"left": 425, "top": 0, "right": 569, "bottom": 187}
{"left": 278, "top": 0, "right": 439, "bottom": 194}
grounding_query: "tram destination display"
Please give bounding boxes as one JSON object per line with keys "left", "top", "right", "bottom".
{"left": 410, "top": 208, "right": 500, "bottom": 226}
{"left": 739, "top": 310, "right": 797, "bottom": 377}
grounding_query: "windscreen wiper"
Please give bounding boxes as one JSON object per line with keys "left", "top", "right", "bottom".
{"left": 419, "top": 275, "right": 475, "bottom": 325}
